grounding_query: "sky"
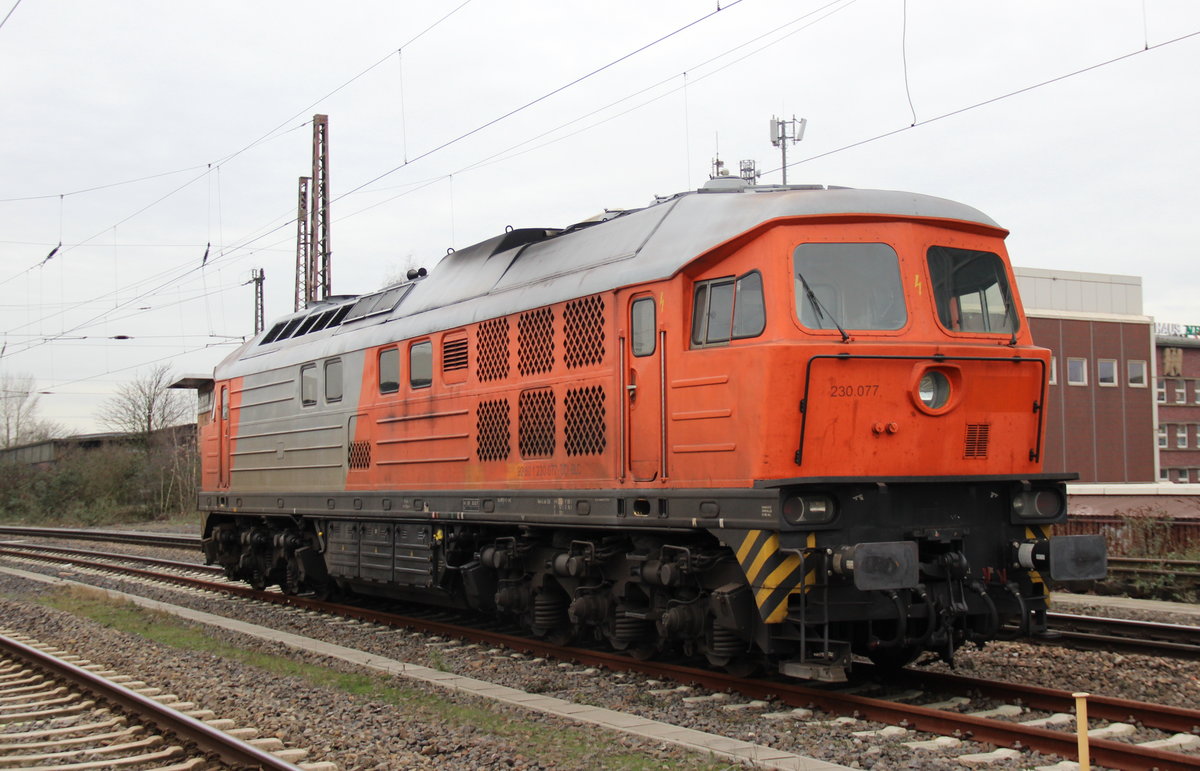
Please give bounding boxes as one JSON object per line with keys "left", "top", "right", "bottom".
{"left": 1, "top": 0, "right": 1198, "bottom": 434}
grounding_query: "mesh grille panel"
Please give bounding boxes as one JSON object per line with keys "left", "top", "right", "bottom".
{"left": 518, "top": 308, "right": 555, "bottom": 376}
{"left": 519, "top": 388, "right": 556, "bottom": 458}
{"left": 564, "top": 295, "right": 605, "bottom": 369}
{"left": 564, "top": 385, "right": 606, "bottom": 456}
{"left": 476, "top": 399, "right": 511, "bottom": 461}
{"left": 476, "top": 317, "right": 510, "bottom": 382}
{"left": 348, "top": 440, "right": 372, "bottom": 469}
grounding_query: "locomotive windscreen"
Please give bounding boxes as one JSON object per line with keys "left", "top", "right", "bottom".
{"left": 792, "top": 242, "right": 906, "bottom": 331}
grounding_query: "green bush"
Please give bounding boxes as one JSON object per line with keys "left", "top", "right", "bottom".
{"left": 0, "top": 439, "right": 197, "bottom": 526}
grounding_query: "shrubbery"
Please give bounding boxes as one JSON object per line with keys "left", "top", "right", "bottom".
{"left": 0, "top": 439, "right": 197, "bottom": 526}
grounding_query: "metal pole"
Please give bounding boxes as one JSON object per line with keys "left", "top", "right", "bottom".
{"left": 781, "top": 137, "right": 787, "bottom": 186}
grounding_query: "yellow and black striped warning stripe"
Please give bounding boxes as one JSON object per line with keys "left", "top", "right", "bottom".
{"left": 733, "top": 530, "right": 815, "bottom": 624}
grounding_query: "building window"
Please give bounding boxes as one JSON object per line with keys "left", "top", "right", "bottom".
{"left": 1048, "top": 356, "right": 1057, "bottom": 386}
{"left": 1175, "top": 379, "right": 1188, "bottom": 404}
{"left": 1195, "top": 425, "right": 1200, "bottom": 449}
{"left": 300, "top": 363, "right": 317, "bottom": 407}
{"left": 1067, "top": 357, "right": 1087, "bottom": 386}
{"left": 1127, "top": 360, "right": 1147, "bottom": 387}
{"left": 1097, "top": 359, "right": 1117, "bottom": 387}
{"left": 1178, "top": 425, "right": 1190, "bottom": 449}
{"left": 1158, "top": 425, "right": 1168, "bottom": 448}
{"left": 1195, "top": 380, "right": 1200, "bottom": 404}
{"left": 1160, "top": 467, "right": 1170, "bottom": 481}
{"left": 1180, "top": 468, "right": 1191, "bottom": 484}
{"left": 1157, "top": 378, "right": 1166, "bottom": 403}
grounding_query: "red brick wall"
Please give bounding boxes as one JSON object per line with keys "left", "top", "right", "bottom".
{"left": 1031, "top": 316, "right": 1155, "bottom": 482}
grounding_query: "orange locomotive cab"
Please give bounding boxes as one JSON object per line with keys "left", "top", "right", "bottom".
{"left": 191, "top": 180, "right": 1105, "bottom": 679}
{"left": 681, "top": 210, "right": 1105, "bottom": 676}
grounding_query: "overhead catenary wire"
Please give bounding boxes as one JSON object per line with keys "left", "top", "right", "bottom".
{"left": 761, "top": 25, "right": 1200, "bottom": 179}
{"left": 1, "top": 0, "right": 748, "bottom": 356}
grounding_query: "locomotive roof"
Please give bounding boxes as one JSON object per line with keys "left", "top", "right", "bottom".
{"left": 219, "top": 183, "right": 1003, "bottom": 377}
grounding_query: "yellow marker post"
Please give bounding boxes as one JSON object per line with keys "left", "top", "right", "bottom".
{"left": 1073, "top": 692, "right": 1090, "bottom": 771}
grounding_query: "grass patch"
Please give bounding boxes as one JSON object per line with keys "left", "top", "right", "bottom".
{"left": 36, "top": 587, "right": 728, "bottom": 770}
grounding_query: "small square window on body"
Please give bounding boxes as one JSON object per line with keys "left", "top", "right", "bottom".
{"left": 1067, "top": 357, "right": 1087, "bottom": 386}
{"left": 1097, "top": 359, "right": 1117, "bottom": 386}
{"left": 410, "top": 341, "right": 433, "bottom": 388}
{"left": 1048, "top": 356, "right": 1057, "bottom": 386}
{"left": 379, "top": 348, "right": 400, "bottom": 394}
{"left": 300, "top": 364, "right": 317, "bottom": 406}
{"left": 1127, "top": 360, "right": 1147, "bottom": 387}
{"left": 325, "top": 359, "right": 343, "bottom": 402}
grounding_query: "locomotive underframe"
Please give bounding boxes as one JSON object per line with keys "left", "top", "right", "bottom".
{"left": 200, "top": 473, "right": 1104, "bottom": 679}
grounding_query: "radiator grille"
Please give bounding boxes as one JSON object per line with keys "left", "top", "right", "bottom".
{"left": 964, "top": 423, "right": 990, "bottom": 458}
{"left": 442, "top": 338, "right": 469, "bottom": 372}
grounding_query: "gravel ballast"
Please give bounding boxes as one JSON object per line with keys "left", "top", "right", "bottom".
{"left": 2, "top": 537, "right": 1199, "bottom": 770}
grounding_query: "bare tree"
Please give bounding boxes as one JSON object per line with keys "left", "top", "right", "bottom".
{"left": 100, "top": 364, "right": 192, "bottom": 439}
{"left": 1, "top": 372, "right": 62, "bottom": 448}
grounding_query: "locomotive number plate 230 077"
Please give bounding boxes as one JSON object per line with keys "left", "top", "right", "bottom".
{"left": 828, "top": 384, "right": 880, "bottom": 398}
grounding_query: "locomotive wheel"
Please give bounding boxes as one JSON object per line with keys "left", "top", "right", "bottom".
{"left": 281, "top": 559, "right": 302, "bottom": 596}
{"left": 625, "top": 641, "right": 657, "bottom": 661}
{"left": 247, "top": 567, "right": 267, "bottom": 592}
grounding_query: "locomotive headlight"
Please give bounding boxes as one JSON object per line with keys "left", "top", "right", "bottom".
{"left": 1011, "top": 488, "right": 1066, "bottom": 522}
{"left": 783, "top": 494, "right": 836, "bottom": 526}
{"left": 917, "top": 371, "right": 950, "bottom": 409}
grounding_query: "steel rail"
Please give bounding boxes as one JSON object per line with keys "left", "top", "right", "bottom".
{"left": 879, "top": 667, "right": 1200, "bottom": 735}
{"left": 0, "top": 631, "right": 302, "bottom": 770}
{"left": 1046, "top": 612, "right": 1200, "bottom": 659}
{"left": 4, "top": 546, "right": 1199, "bottom": 770}
{"left": 0, "top": 541, "right": 222, "bottom": 575}
{"left": 0, "top": 525, "right": 199, "bottom": 548}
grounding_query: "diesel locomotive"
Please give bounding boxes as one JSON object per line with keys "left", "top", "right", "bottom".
{"left": 187, "top": 178, "right": 1106, "bottom": 680}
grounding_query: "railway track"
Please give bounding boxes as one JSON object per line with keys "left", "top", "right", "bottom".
{"left": 0, "top": 629, "right": 324, "bottom": 770}
{"left": 5, "top": 530, "right": 1199, "bottom": 659}
{"left": 2, "top": 540, "right": 1200, "bottom": 769}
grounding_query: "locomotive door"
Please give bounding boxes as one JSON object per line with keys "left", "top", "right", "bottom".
{"left": 217, "top": 385, "right": 230, "bottom": 489}
{"left": 624, "top": 293, "right": 664, "bottom": 482}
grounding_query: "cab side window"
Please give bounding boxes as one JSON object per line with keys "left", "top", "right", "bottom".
{"left": 691, "top": 271, "right": 765, "bottom": 346}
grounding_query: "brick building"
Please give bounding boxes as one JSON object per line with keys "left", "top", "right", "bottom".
{"left": 1155, "top": 333, "right": 1200, "bottom": 483}
{"left": 1014, "top": 268, "right": 1156, "bottom": 483}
